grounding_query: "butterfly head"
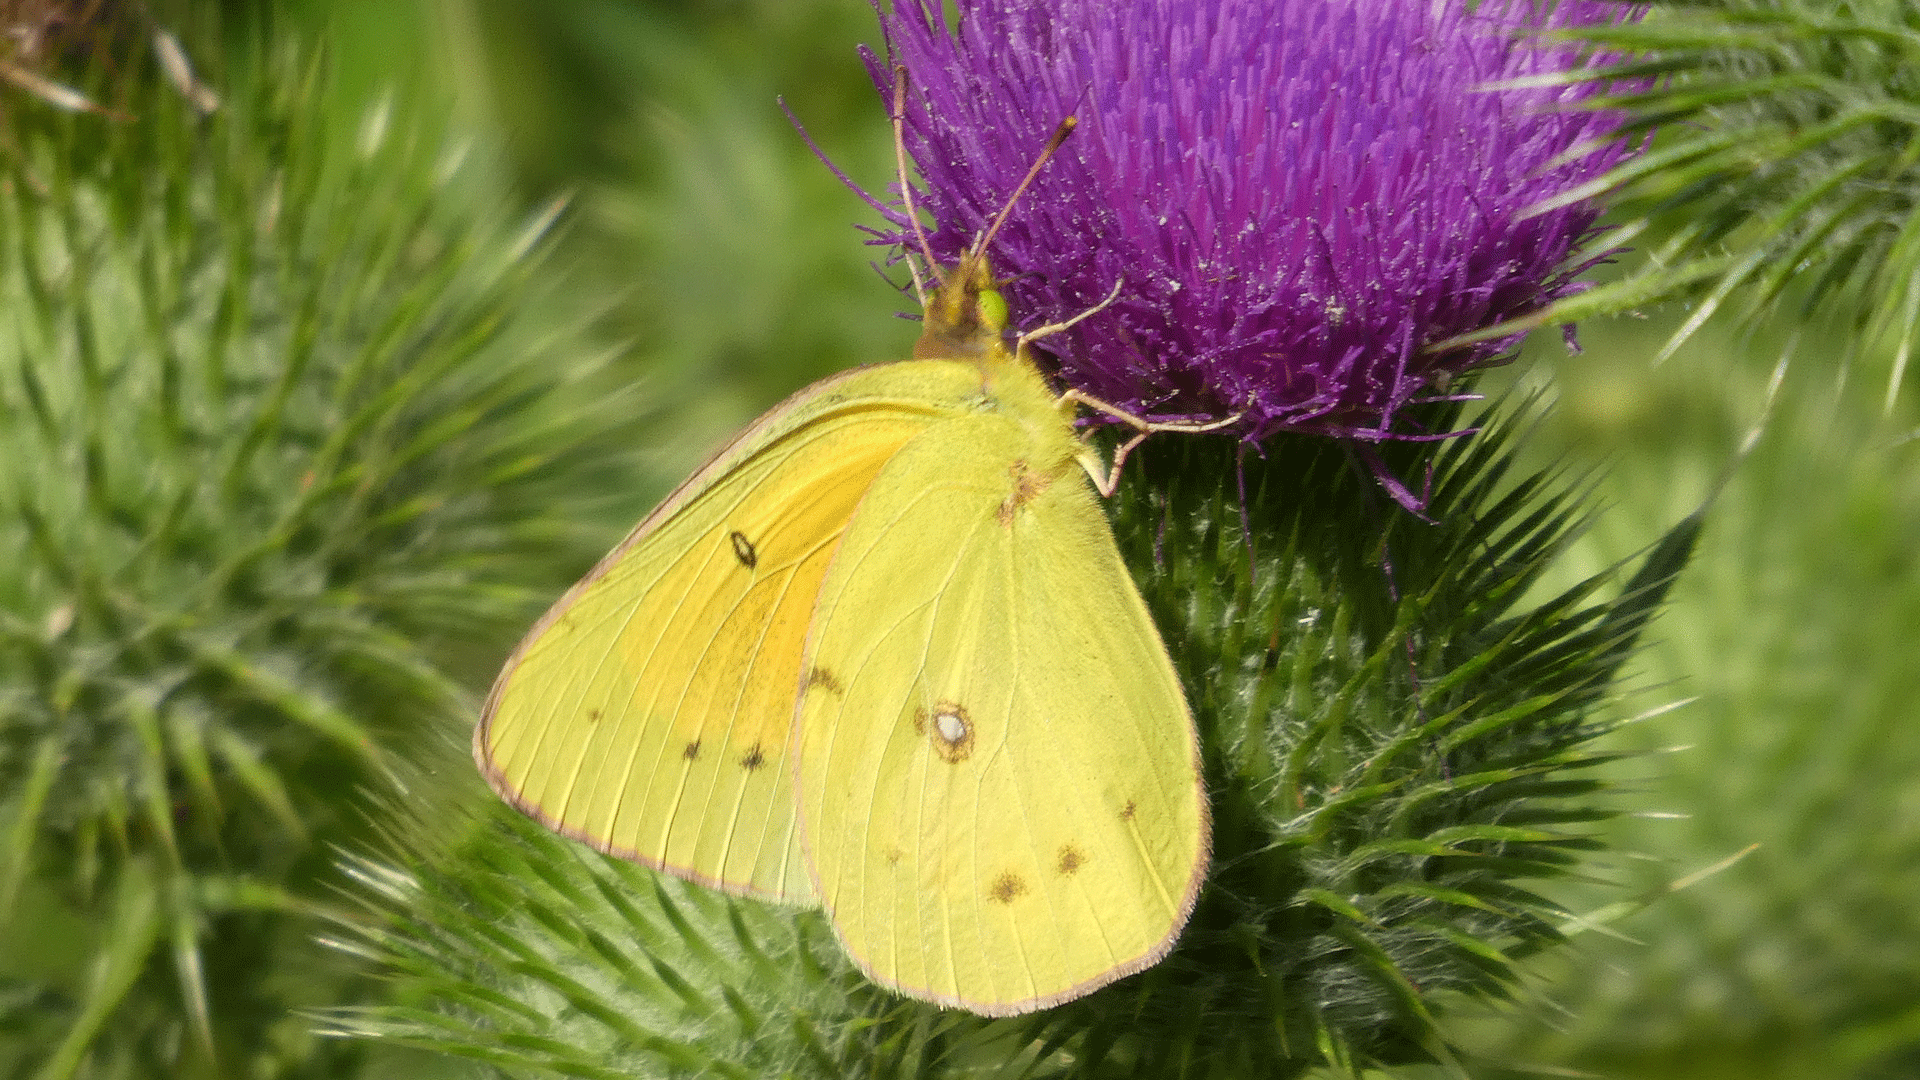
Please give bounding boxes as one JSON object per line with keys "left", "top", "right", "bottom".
{"left": 912, "top": 247, "right": 1011, "bottom": 362}
{"left": 890, "top": 65, "right": 1072, "bottom": 367}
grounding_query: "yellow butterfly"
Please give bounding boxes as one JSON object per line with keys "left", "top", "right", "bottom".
{"left": 476, "top": 120, "right": 1210, "bottom": 1017}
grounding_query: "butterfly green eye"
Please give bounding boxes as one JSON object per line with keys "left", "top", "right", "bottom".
{"left": 976, "top": 287, "right": 1009, "bottom": 333}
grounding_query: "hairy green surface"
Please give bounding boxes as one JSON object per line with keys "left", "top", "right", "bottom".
{"left": 0, "top": 17, "right": 637, "bottom": 1080}
{"left": 325, "top": 404, "right": 1693, "bottom": 1078}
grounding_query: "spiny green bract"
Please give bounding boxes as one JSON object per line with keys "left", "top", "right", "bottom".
{"left": 1097, "top": 414, "right": 1692, "bottom": 1075}
{"left": 325, "top": 403, "right": 1694, "bottom": 1079}
{"left": 1455, "top": 326, "right": 1920, "bottom": 1080}
{"left": 0, "top": 27, "right": 632, "bottom": 1080}
{"left": 1533, "top": 0, "right": 1920, "bottom": 389}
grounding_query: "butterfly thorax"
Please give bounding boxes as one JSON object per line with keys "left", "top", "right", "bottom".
{"left": 913, "top": 252, "right": 1083, "bottom": 487}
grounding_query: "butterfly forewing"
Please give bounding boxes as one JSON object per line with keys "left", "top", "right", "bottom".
{"left": 478, "top": 362, "right": 985, "bottom": 902}
{"left": 796, "top": 413, "right": 1209, "bottom": 1013}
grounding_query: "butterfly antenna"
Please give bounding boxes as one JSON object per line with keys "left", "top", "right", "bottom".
{"left": 973, "top": 115, "right": 1078, "bottom": 262}
{"left": 891, "top": 65, "right": 934, "bottom": 308}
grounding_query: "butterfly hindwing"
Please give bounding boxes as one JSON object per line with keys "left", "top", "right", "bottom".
{"left": 796, "top": 412, "right": 1208, "bottom": 1013}
{"left": 477, "top": 361, "right": 986, "bottom": 902}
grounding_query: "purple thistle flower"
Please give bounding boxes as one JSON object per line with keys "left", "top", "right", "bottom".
{"left": 863, "top": 0, "right": 1638, "bottom": 450}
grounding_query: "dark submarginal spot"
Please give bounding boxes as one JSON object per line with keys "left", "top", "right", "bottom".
{"left": 988, "top": 871, "right": 1028, "bottom": 904}
{"left": 1057, "top": 844, "right": 1085, "bottom": 875}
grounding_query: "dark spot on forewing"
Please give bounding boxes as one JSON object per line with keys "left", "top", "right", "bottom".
{"left": 988, "top": 872, "right": 1028, "bottom": 904}
{"left": 1120, "top": 799, "right": 1137, "bottom": 822}
{"left": 805, "top": 666, "right": 843, "bottom": 696}
{"left": 682, "top": 739, "right": 701, "bottom": 760}
{"left": 728, "top": 530, "right": 758, "bottom": 569}
{"left": 586, "top": 708, "right": 601, "bottom": 722}
{"left": 1057, "top": 844, "right": 1085, "bottom": 875}
{"left": 740, "top": 744, "right": 765, "bottom": 770}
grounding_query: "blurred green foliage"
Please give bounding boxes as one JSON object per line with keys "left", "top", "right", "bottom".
{"left": 0, "top": 3, "right": 639, "bottom": 1077}
{"left": 434, "top": 0, "right": 924, "bottom": 464}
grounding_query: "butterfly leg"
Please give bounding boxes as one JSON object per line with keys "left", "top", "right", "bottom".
{"left": 1016, "top": 279, "right": 1126, "bottom": 349}
{"left": 1060, "top": 391, "right": 1244, "bottom": 496}
{"left": 1016, "top": 281, "right": 1244, "bottom": 495}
